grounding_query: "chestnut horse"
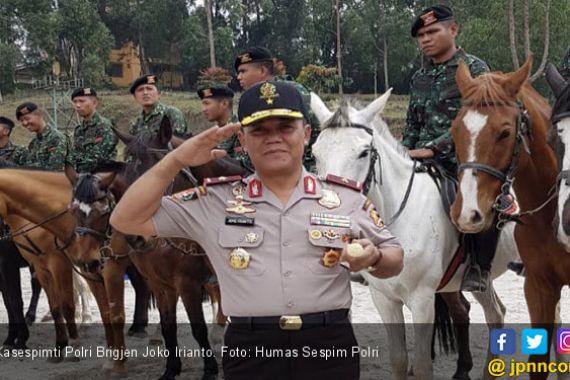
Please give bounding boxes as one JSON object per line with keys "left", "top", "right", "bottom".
{"left": 450, "top": 56, "right": 566, "bottom": 379}
{"left": 64, "top": 117, "right": 249, "bottom": 380}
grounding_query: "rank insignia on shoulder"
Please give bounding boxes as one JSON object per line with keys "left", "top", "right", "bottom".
{"left": 370, "top": 208, "right": 384, "bottom": 228}
{"left": 304, "top": 175, "right": 316, "bottom": 195}
{"left": 172, "top": 186, "right": 206, "bottom": 202}
{"left": 324, "top": 174, "right": 363, "bottom": 192}
{"left": 204, "top": 175, "right": 243, "bottom": 186}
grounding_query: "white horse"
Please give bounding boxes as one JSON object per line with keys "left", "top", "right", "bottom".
{"left": 311, "top": 90, "right": 519, "bottom": 380}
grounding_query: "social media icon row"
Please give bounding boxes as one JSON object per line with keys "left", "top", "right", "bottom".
{"left": 490, "top": 328, "right": 559, "bottom": 355}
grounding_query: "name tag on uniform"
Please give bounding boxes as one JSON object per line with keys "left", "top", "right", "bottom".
{"left": 225, "top": 216, "right": 255, "bottom": 226}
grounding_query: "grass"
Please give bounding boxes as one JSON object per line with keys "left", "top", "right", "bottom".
{"left": 0, "top": 90, "right": 409, "bottom": 147}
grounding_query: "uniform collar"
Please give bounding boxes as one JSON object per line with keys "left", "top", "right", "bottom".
{"left": 425, "top": 47, "right": 465, "bottom": 69}
{"left": 36, "top": 123, "right": 55, "bottom": 140}
{"left": 242, "top": 168, "right": 322, "bottom": 209}
{"left": 141, "top": 102, "right": 165, "bottom": 120}
{"left": 81, "top": 112, "right": 101, "bottom": 127}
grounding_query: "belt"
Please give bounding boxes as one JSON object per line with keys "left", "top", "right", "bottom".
{"left": 229, "top": 309, "right": 349, "bottom": 331}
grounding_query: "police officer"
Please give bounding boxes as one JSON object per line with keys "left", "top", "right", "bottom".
{"left": 198, "top": 82, "right": 252, "bottom": 170}
{"left": 70, "top": 87, "right": 118, "bottom": 172}
{"left": 110, "top": 81, "right": 404, "bottom": 379}
{"left": 235, "top": 47, "right": 320, "bottom": 172}
{"left": 15, "top": 102, "right": 69, "bottom": 170}
{"left": 0, "top": 116, "right": 27, "bottom": 165}
{"left": 129, "top": 74, "right": 190, "bottom": 138}
{"left": 403, "top": 5, "right": 497, "bottom": 292}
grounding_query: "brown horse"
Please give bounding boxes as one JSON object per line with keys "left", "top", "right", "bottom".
{"left": 450, "top": 56, "right": 565, "bottom": 379}
{"left": 64, "top": 117, "right": 248, "bottom": 380}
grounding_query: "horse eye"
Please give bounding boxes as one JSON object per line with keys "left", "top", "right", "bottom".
{"left": 497, "top": 130, "right": 510, "bottom": 141}
{"left": 358, "top": 150, "right": 369, "bottom": 159}
{"left": 559, "top": 128, "right": 564, "bottom": 135}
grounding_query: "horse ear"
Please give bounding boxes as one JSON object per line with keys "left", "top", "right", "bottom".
{"left": 112, "top": 126, "right": 134, "bottom": 145}
{"left": 158, "top": 115, "right": 173, "bottom": 145}
{"left": 97, "top": 172, "right": 117, "bottom": 190}
{"left": 545, "top": 62, "right": 568, "bottom": 98}
{"left": 310, "top": 92, "right": 333, "bottom": 126}
{"left": 64, "top": 164, "right": 78, "bottom": 185}
{"left": 359, "top": 88, "right": 392, "bottom": 123}
{"left": 503, "top": 54, "right": 533, "bottom": 97}
{"left": 455, "top": 59, "right": 476, "bottom": 97}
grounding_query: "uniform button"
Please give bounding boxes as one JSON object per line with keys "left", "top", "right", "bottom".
{"left": 282, "top": 241, "right": 290, "bottom": 247}
{"left": 284, "top": 271, "right": 292, "bottom": 277}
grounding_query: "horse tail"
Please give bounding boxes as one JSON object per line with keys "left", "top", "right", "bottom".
{"left": 432, "top": 293, "right": 457, "bottom": 357}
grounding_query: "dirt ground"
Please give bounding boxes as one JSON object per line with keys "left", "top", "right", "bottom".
{"left": 1, "top": 269, "right": 569, "bottom": 380}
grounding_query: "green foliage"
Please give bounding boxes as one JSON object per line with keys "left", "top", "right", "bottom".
{"left": 0, "top": 44, "right": 17, "bottom": 94}
{"left": 297, "top": 65, "right": 342, "bottom": 94}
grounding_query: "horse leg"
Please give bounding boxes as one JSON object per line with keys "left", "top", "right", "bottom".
{"left": 101, "top": 261, "right": 128, "bottom": 375}
{"left": 24, "top": 266, "right": 42, "bottom": 326}
{"left": 369, "top": 286, "right": 408, "bottom": 380}
{"left": 408, "top": 291, "right": 436, "bottom": 380}
{"left": 180, "top": 280, "right": 218, "bottom": 380}
{"left": 84, "top": 276, "right": 120, "bottom": 373}
{"left": 524, "top": 274, "right": 561, "bottom": 380}
{"left": 72, "top": 270, "right": 93, "bottom": 324}
{"left": 471, "top": 281, "right": 506, "bottom": 380}
{"left": 204, "top": 282, "right": 225, "bottom": 349}
{"left": 0, "top": 246, "right": 29, "bottom": 349}
{"left": 125, "top": 263, "right": 151, "bottom": 338}
{"left": 155, "top": 289, "right": 182, "bottom": 380}
{"left": 52, "top": 256, "right": 79, "bottom": 350}
{"left": 440, "top": 292, "right": 473, "bottom": 380}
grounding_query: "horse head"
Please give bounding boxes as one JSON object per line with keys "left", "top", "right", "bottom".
{"left": 450, "top": 55, "right": 549, "bottom": 233}
{"left": 545, "top": 63, "right": 570, "bottom": 250}
{"left": 311, "top": 90, "right": 392, "bottom": 189}
{"left": 65, "top": 164, "right": 123, "bottom": 273}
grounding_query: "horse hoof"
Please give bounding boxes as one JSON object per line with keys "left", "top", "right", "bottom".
{"left": 452, "top": 371, "right": 471, "bottom": 380}
{"left": 47, "top": 355, "right": 64, "bottom": 364}
{"left": 82, "top": 315, "right": 93, "bottom": 324}
{"left": 102, "top": 358, "right": 115, "bottom": 371}
{"left": 64, "top": 354, "right": 81, "bottom": 362}
{"left": 2, "top": 344, "right": 14, "bottom": 350}
{"left": 130, "top": 331, "right": 149, "bottom": 339}
{"left": 159, "top": 368, "right": 180, "bottom": 380}
{"left": 41, "top": 314, "right": 53, "bottom": 322}
{"left": 24, "top": 314, "right": 36, "bottom": 326}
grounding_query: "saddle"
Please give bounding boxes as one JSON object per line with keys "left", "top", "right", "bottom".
{"left": 414, "top": 157, "right": 458, "bottom": 215}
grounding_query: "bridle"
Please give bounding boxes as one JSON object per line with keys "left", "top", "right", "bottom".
{"left": 457, "top": 100, "right": 557, "bottom": 228}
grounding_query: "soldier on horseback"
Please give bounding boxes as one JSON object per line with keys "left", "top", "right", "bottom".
{"left": 403, "top": 4, "right": 500, "bottom": 292}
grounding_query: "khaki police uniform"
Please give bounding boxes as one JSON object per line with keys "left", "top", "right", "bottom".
{"left": 152, "top": 169, "right": 400, "bottom": 378}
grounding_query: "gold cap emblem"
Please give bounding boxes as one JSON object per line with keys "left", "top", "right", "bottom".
{"left": 84, "top": 87, "right": 92, "bottom": 95}
{"left": 202, "top": 88, "right": 213, "bottom": 97}
{"left": 147, "top": 75, "right": 156, "bottom": 84}
{"left": 239, "top": 53, "right": 252, "bottom": 63}
{"left": 420, "top": 11, "right": 437, "bottom": 26}
{"left": 259, "top": 82, "right": 278, "bottom": 105}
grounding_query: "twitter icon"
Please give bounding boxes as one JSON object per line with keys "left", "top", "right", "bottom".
{"left": 522, "top": 329, "right": 548, "bottom": 355}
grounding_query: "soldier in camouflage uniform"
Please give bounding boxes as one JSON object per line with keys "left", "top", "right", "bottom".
{"left": 560, "top": 44, "right": 570, "bottom": 80}
{"left": 15, "top": 102, "right": 69, "bottom": 171}
{"left": 70, "top": 87, "right": 118, "bottom": 172}
{"left": 235, "top": 47, "right": 320, "bottom": 172}
{"left": 404, "top": 5, "right": 497, "bottom": 292}
{"left": 129, "top": 75, "right": 190, "bottom": 139}
{"left": 197, "top": 83, "right": 252, "bottom": 170}
{"left": 0, "top": 116, "right": 28, "bottom": 165}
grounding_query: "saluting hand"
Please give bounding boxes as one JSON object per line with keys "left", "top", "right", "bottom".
{"left": 169, "top": 123, "right": 241, "bottom": 168}
{"left": 341, "top": 239, "right": 381, "bottom": 273}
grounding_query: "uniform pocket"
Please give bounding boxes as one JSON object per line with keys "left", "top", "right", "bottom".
{"left": 306, "top": 227, "right": 353, "bottom": 275}
{"left": 217, "top": 226, "right": 265, "bottom": 276}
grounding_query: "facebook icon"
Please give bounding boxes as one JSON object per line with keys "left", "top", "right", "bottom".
{"left": 490, "top": 329, "right": 516, "bottom": 354}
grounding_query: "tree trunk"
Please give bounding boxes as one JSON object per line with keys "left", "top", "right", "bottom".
{"left": 508, "top": 0, "right": 519, "bottom": 69}
{"left": 334, "top": 0, "right": 342, "bottom": 94}
{"left": 383, "top": 36, "right": 389, "bottom": 91}
{"left": 523, "top": 0, "right": 530, "bottom": 58}
{"left": 205, "top": 0, "right": 216, "bottom": 67}
{"left": 530, "top": 0, "right": 552, "bottom": 82}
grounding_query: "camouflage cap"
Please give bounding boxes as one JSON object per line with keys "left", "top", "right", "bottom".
{"left": 130, "top": 74, "right": 159, "bottom": 94}
{"left": 15, "top": 102, "right": 39, "bottom": 120}
{"left": 411, "top": 4, "right": 454, "bottom": 37}
{"left": 0, "top": 116, "right": 14, "bottom": 130}
{"left": 238, "top": 81, "right": 308, "bottom": 126}
{"left": 197, "top": 84, "right": 234, "bottom": 99}
{"left": 234, "top": 47, "right": 274, "bottom": 72}
{"left": 71, "top": 87, "right": 97, "bottom": 100}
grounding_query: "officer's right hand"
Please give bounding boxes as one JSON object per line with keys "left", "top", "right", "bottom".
{"left": 169, "top": 123, "right": 241, "bottom": 167}
{"left": 408, "top": 148, "right": 434, "bottom": 159}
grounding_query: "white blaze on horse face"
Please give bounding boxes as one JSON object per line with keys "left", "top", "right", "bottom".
{"left": 457, "top": 110, "right": 488, "bottom": 228}
{"left": 556, "top": 118, "right": 570, "bottom": 248}
{"left": 73, "top": 200, "right": 92, "bottom": 217}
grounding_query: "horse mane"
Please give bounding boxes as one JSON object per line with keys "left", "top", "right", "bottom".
{"left": 323, "top": 98, "right": 410, "bottom": 159}
{"left": 461, "top": 72, "right": 516, "bottom": 106}
{"left": 74, "top": 174, "right": 101, "bottom": 203}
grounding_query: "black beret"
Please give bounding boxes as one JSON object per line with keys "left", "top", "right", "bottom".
{"left": 234, "top": 47, "right": 274, "bottom": 72}
{"left": 197, "top": 84, "right": 234, "bottom": 99}
{"left": 411, "top": 5, "right": 454, "bottom": 37}
{"left": 238, "top": 81, "right": 308, "bottom": 126}
{"left": 15, "top": 102, "right": 39, "bottom": 120}
{"left": 71, "top": 87, "right": 97, "bottom": 100}
{"left": 0, "top": 116, "right": 14, "bottom": 130}
{"left": 130, "top": 74, "right": 159, "bottom": 94}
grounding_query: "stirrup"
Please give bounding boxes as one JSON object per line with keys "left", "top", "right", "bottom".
{"left": 461, "top": 265, "right": 489, "bottom": 292}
